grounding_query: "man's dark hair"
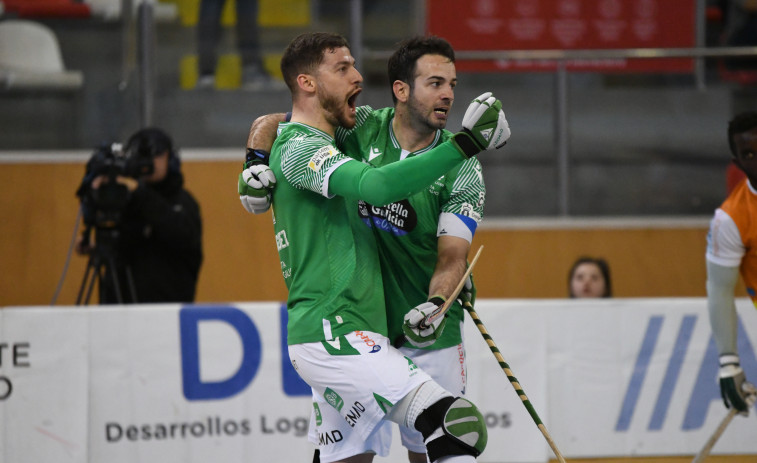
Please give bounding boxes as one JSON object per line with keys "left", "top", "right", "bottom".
{"left": 280, "top": 32, "right": 350, "bottom": 93}
{"left": 387, "top": 36, "right": 455, "bottom": 104}
{"left": 125, "top": 127, "right": 174, "bottom": 159}
{"left": 568, "top": 256, "right": 612, "bottom": 298}
{"left": 728, "top": 111, "right": 757, "bottom": 157}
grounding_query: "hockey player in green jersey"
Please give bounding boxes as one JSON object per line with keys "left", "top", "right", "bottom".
{"left": 241, "top": 32, "right": 509, "bottom": 463}
{"left": 334, "top": 36, "right": 486, "bottom": 463}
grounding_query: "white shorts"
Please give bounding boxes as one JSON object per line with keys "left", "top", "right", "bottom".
{"left": 301, "top": 334, "right": 467, "bottom": 460}
{"left": 289, "top": 330, "right": 432, "bottom": 462}
{"left": 307, "top": 390, "right": 394, "bottom": 462}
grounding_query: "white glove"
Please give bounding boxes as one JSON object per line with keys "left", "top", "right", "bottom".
{"left": 747, "top": 383, "right": 757, "bottom": 408}
{"left": 240, "top": 192, "right": 272, "bottom": 214}
{"left": 490, "top": 108, "right": 510, "bottom": 150}
{"left": 456, "top": 274, "right": 475, "bottom": 306}
{"left": 402, "top": 296, "right": 447, "bottom": 348}
{"left": 719, "top": 354, "right": 757, "bottom": 415}
{"left": 242, "top": 163, "right": 276, "bottom": 189}
{"left": 238, "top": 164, "right": 276, "bottom": 214}
{"left": 456, "top": 91, "right": 511, "bottom": 153}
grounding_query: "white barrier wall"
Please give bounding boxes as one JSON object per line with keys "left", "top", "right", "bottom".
{"left": 0, "top": 299, "right": 755, "bottom": 463}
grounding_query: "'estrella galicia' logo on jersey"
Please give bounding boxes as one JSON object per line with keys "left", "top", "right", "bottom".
{"left": 357, "top": 199, "right": 418, "bottom": 236}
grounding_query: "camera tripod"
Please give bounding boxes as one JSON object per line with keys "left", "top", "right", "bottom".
{"left": 76, "top": 226, "right": 138, "bottom": 305}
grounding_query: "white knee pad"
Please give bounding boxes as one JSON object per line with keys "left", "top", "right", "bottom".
{"left": 386, "top": 380, "right": 451, "bottom": 428}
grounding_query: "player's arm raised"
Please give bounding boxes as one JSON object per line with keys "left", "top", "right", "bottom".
{"left": 330, "top": 92, "right": 509, "bottom": 206}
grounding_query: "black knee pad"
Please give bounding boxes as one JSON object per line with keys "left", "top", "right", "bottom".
{"left": 414, "top": 396, "right": 488, "bottom": 461}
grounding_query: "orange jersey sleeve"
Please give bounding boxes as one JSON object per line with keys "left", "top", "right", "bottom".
{"left": 720, "top": 179, "right": 757, "bottom": 301}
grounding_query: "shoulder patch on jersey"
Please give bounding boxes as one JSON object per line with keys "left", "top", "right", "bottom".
{"left": 308, "top": 145, "right": 338, "bottom": 172}
{"left": 459, "top": 203, "right": 482, "bottom": 223}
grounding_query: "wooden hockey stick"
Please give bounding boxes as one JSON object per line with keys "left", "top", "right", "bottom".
{"left": 461, "top": 296, "right": 567, "bottom": 463}
{"left": 691, "top": 408, "right": 738, "bottom": 463}
{"left": 420, "top": 245, "right": 484, "bottom": 329}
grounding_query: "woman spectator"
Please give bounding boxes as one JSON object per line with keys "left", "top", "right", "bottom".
{"left": 568, "top": 256, "right": 612, "bottom": 298}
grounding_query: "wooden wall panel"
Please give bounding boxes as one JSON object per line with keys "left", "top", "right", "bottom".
{"left": 0, "top": 161, "right": 732, "bottom": 306}
{"left": 471, "top": 227, "right": 711, "bottom": 299}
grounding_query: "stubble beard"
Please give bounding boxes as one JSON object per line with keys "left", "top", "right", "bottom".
{"left": 318, "top": 84, "right": 355, "bottom": 129}
{"left": 407, "top": 90, "right": 446, "bottom": 133}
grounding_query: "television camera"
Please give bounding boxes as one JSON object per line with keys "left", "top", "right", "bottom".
{"left": 74, "top": 142, "right": 155, "bottom": 304}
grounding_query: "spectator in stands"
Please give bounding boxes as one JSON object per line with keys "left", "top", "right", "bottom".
{"left": 568, "top": 256, "right": 612, "bottom": 298}
{"left": 706, "top": 110, "right": 757, "bottom": 416}
{"left": 75, "top": 128, "right": 203, "bottom": 304}
{"left": 718, "top": 0, "right": 757, "bottom": 70}
{"left": 196, "top": 0, "right": 274, "bottom": 90}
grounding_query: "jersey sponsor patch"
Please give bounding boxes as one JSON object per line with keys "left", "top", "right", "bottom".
{"left": 308, "top": 145, "right": 338, "bottom": 172}
{"left": 427, "top": 177, "right": 445, "bottom": 196}
{"left": 357, "top": 199, "right": 418, "bottom": 236}
{"left": 459, "top": 202, "right": 482, "bottom": 223}
{"left": 324, "top": 388, "right": 345, "bottom": 411}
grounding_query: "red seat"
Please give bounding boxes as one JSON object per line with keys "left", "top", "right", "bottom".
{"left": 718, "top": 59, "right": 757, "bottom": 86}
{"left": 706, "top": 6, "right": 723, "bottom": 23}
{"left": 2, "top": 0, "right": 91, "bottom": 18}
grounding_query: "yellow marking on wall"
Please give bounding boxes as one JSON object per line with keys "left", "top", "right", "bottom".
{"left": 168, "top": 0, "right": 309, "bottom": 27}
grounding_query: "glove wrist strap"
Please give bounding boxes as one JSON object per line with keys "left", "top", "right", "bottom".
{"left": 450, "top": 132, "right": 481, "bottom": 159}
{"left": 245, "top": 148, "right": 270, "bottom": 168}
{"left": 428, "top": 296, "right": 446, "bottom": 306}
{"left": 720, "top": 353, "right": 741, "bottom": 367}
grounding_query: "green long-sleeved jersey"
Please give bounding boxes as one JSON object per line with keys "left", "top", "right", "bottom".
{"left": 270, "top": 118, "right": 470, "bottom": 345}
{"left": 337, "top": 106, "right": 486, "bottom": 349}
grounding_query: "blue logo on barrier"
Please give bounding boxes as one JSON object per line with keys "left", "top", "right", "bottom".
{"left": 179, "top": 306, "right": 261, "bottom": 400}
{"left": 179, "top": 305, "right": 310, "bottom": 401}
{"left": 280, "top": 305, "right": 311, "bottom": 396}
{"left": 616, "top": 314, "right": 756, "bottom": 431}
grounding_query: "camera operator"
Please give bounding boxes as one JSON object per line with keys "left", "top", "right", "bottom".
{"left": 75, "top": 128, "right": 203, "bottom": 304}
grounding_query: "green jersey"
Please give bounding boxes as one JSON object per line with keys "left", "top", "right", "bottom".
{"left": 336, "top": 106, "right": 486, "bottom": 349}
{"left": 270, "top": 118, "right": 468, "bottom": 345}
{"left": 270, "top": 122, "right": 387, "bottom": 345}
